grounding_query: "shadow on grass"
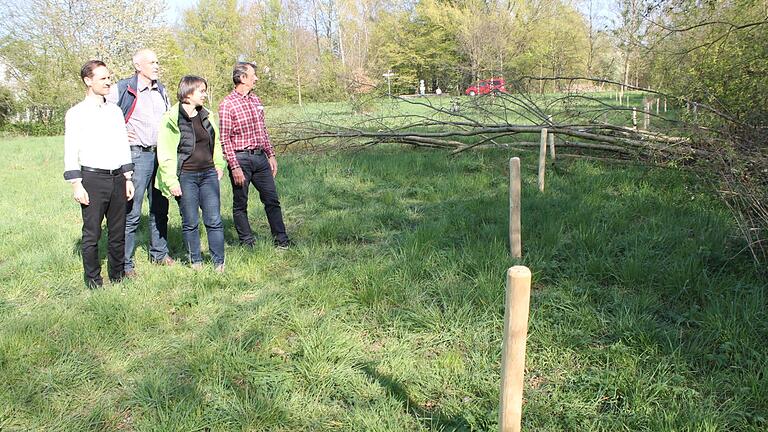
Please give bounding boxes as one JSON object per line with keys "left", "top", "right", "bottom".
{"left": 362, "top": 363, "right": 472, "bottom": 432}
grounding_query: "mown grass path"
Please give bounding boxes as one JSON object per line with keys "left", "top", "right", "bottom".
{"left": 0, "top": 136, "right": 765, "bottom": 431}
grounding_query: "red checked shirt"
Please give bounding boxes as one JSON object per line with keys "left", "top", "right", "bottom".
{"left": 218, "top": 90, "right": 275, "bottom": 171}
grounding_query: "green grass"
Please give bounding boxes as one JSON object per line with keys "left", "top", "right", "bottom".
{"left": 0, "top": 135, "right": 765, "bottom": 431}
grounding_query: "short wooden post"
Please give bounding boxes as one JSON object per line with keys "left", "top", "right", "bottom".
{"left": 655, "top": 98, "right": 659, "bottom": 114}
{"left": 499, "top": 265, "right": 532, "bottom": 432}
{"left": 509, "top": 158, "right": 522, "bottom": 259}
{"left": 537, "top": 128, "right": 547, "bottom": 192}
{"left": 547, "top": 116, "right": 555, "bottom": 161}
{"left": 664, "top": 98, "right": 667, "bottom": 112}
{"left": 632, "top": 108, "right": 637, "bottom": 130}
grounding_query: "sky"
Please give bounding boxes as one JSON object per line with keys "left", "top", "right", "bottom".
{"left": 163, "top": 0, "right": 196, "bottom": 24}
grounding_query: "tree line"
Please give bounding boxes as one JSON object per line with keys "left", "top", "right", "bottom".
{"left": 0, "top": 0, "right": 763, "bottom": 126}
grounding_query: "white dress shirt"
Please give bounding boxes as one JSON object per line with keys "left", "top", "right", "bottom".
{"left": 63, "top": 96, "right": 133, "bottom": 181}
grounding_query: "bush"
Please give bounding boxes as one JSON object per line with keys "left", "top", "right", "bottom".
{"left": 0, "top": 120, "right": 64, "bottom": 136}
{"left": 0, "top": 86, "right": 15, "bottom": 126}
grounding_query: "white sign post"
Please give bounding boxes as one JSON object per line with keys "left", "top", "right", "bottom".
{"left": 382, "top": 70, "right": 395, "bottom": 96}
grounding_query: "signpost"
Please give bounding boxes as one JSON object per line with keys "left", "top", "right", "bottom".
{"left": 383, "top": 70, "right": 394, "bottom": 96}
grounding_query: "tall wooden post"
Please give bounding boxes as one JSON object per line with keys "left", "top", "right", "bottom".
{"left": 499, "top": 265, "right": 532, "bottom": 432}
{"left": 538, "top": 128, "right": 547, "bottom": 192}
{"left": 509, "top": 158, "right": 522, "bottom": 258}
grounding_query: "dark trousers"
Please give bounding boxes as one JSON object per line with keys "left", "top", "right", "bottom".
{"left": 81, "top": 171, "right": 127, "bottom": 287}
{"left": 229, "top": 151, "right": 288, "bottom": 245}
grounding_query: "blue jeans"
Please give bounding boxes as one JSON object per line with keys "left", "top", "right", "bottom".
{"left": 177, "top": 168, "right": 225, "bottom": 266}
{"left": 124, "top": 149, "right": 170, "bottom": 271}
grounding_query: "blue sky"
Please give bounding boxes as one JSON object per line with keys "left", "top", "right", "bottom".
{"left": 164, "top": 0, "right": 195, "bottom": 24}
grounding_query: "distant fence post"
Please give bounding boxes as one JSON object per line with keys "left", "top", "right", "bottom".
{"left": 547, "top": 116, "right": 556, "bottom": 161}
{"left": 655, "top": 98, "right": 660, "bottom": 115}
{"left": 509, "top": 157, "right": 522, "bottom": 258}
{"left": 664, "top": 98, "right": 667, "bottom": 113}
{"left": 538, "top": 128, "right": 547, "bottom": 192}
{"left": 643, "top": 102, "right": 650, "bottom": 130}
{"left": 632, "top": 108, "right": 637, "bottom": 131}
{"left": 499, "top": 265, "right": 532, "bottom": 432}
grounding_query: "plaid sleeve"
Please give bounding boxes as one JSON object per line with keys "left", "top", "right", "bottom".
{"left": 255, "top": 96, "right": 275, "bottom": 158}
{"left": 218, "top": 99, "right": 240, "bottom": 171}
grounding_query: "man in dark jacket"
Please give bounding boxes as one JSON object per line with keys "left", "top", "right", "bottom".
{"left": 107, "top": 48, "right": 174, "bottom": 277}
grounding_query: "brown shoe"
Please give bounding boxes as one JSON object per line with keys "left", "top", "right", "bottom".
{"left": 214, "top": 264, "right": 225, "bottom": 273}
{"left": 153, "top": 256, "right": 176, "bottom": 266}
{"left": 191, "top": 263, "right": 203, "bottom": 271}
{"left": 124, "top": 269, "right": 138, "bottom": 279}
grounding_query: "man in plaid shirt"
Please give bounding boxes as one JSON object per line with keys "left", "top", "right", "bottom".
{"left": 219, "top": 62, "right": 291, "bottom": 248}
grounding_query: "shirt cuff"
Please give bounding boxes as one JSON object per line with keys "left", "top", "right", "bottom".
{"left": 64, "top": 170, "right": 82, "bottom": 181}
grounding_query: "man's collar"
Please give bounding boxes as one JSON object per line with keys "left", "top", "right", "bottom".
{"left": 136, "top": 75, "right": 158, "bottom": 91}
{"left": 233, "top": 87, "right": 252, "bottom": 97}
{"left": 84, "top": 94, "right": 107, "bottom": 107}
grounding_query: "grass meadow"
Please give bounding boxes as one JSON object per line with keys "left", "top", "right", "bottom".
{"left": 0, "top": 96, "right": 766, "bottom": 431}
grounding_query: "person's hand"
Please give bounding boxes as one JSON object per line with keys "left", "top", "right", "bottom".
{"left": 232, "top": 167, "right": 245, "bottom": 186}
{"left": 170, "top": 185, "right": 182, "bottom": 197}
{"left": 216, "top": 168, "right": 223, "bottom": 180}
{"left": 72, "top": 181, "right": 89, "bottom": 205}
{"left": 127, "top": 130, "right": 138, "bottom": 144}
{"left": 268, "top": 156, "right": 277, "bottom": 178}
{"left": 126, "top": 180, "right": 135, "bottom": 200}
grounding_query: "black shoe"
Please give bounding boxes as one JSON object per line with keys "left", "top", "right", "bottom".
{"left": 85, "top": 279, "right": 103, "bottom": 289}
{"left": 275, "top": 239, "right": 294, "bottom": 250}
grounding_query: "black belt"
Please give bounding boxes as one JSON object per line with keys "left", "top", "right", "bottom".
{"left": 131, "top": 145, "right": 156, "bottom": 152}
{"left": 235, "top": 148, "right": 263, "bottom": 155}
{"left": 81, "top": 166, "right": 123, "bottom": 176}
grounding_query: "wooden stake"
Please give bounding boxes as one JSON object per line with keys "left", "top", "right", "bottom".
{"left": 548, "top": 131, "right": 555, "bottom": 161}
{"left": 538, "top": 128, "right": 547, "bottom": 192}
{"left": 664, "top": 98, "right": 667, "bottom": 112}
{"left": 632, "top": 108, "right": 637, "bottom": 130}
{"left": 655, "top": 98, "right": 659, "bottom": 114}
{"left": 643, "top": 103, "right": 650, "bottom": 130}
{"left": 499, "top": 265, "right": 532, "bottom": 432}
{"left": 509, "top": 158, "right": 521, "bottom": 259}
{"left": 547, "top": 116, "right": 555, "bottom": 161}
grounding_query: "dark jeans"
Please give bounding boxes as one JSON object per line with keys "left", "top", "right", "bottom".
{"left": 124, "top": 149, "right": 169, "bottom": 271}
{"left": 177, "top": 169, "right": 225, "bottom": 266}
{"left": 80, "top": 171, "right": 127, "bottom": 287}
{"left": 229, "top": 151, "right": 288, "bottom": 245}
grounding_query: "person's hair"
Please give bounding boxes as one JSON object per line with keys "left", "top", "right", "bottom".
{"left": 232, "top": 62, "right": 257, "bottom": 85}
{"left": 177, "top": 75, "right": 208, "bottom": 103}
{"left": 132, "top": 48, "right": 154, "bottom": 71}
{"left": 80, "top": 60, "right": 107, "bottom": 84}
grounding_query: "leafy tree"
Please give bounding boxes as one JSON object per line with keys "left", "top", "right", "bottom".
{"left": 0, "top": 85, "right": 14, "bottom": 126}
{"left": 0, "top": 0, "right": 167, "bottom": 114}
{"left": 180, "top": 0, "right": 241, "bottom": 106}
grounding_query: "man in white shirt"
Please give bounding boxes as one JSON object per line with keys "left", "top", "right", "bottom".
{"left": 64, "top": 60, "right": 136, "bottom": 288}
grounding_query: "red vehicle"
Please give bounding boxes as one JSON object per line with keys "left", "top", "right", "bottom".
{"left": 465, "top": 77, "right": 507, "bottom": 96}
